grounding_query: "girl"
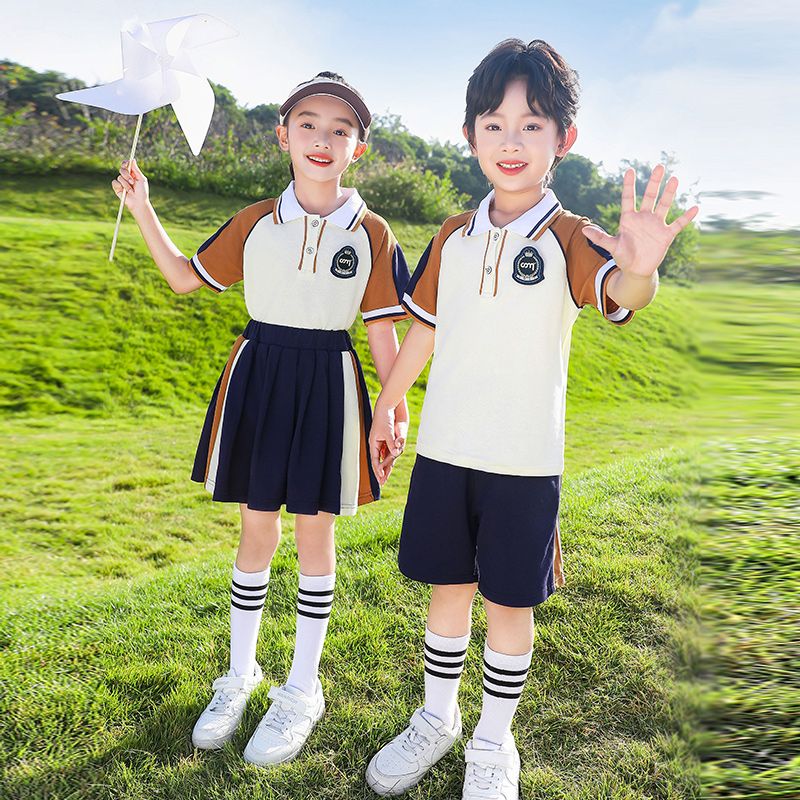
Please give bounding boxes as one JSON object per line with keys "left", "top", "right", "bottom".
{"left": 112, "top": 72, "right": 409, "bottom": 766}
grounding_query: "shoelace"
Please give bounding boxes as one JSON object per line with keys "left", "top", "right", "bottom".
{"left": 208, "top": 686, "right": 240, "bottom": 714}
{"left": 465, "top": 761, "right": 503, "bottom": 795}
{"left": 207, "top": 675, "right": 250, "bottom": 714}
{"left": 399, "top": 725, "right": 432, "bottom": 757}
{"left": 261, "top": 699, "right": 295, "bottom": 736}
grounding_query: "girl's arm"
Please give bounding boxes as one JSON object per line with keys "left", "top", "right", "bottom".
{"left": 112, "top": 159, "right": 204, "bottom": 295}
{"left": 367, "top": 319, "right": 410, "bottom": 481}
{"left": 369, "top": 321, "right": 435, "bottom": 484}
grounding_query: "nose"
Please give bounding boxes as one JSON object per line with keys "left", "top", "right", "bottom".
{"left": 500, "top": 134, "right": 522, "bottom": 153}
{"left": 313, "top": 131, "right": 332, "bottom": 149}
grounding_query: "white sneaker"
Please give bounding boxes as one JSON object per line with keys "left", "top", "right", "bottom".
{"left": 366, "top": 707, "right": 462, "bottom": 796}
{"left": 461, "top": 736, "right": 520, "bottom": 799}
{"left": 243, "top": 679, "right": 325, "bottom": 766}
{"left": 191, "top": 664, "right": 264, "bottom": 750}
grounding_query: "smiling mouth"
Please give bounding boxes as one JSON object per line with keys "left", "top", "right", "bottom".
{"left": 307, "top": 154, "right": 334, "bottom": 166}
{"left": 497, "top": 161, "right": 528, "bottom": 174}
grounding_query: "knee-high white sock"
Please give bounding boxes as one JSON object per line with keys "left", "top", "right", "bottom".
{"left": 472, "top": 643, "right": 532, "bottom": 748}
{"left": 422, "top": 627, "right": 470, "bottom": 728}
{"left": 286, "top": 572, "right": 335, "bottom": 697}
{"left": 229, "top": 563, "right": 270, "bottom": 678}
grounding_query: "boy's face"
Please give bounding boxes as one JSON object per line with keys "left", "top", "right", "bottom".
{"left": 276, "top": 95, "right": 367, "bottom": 184}
{"left": 465, "top": 78, "right": 576, "bottom": 194}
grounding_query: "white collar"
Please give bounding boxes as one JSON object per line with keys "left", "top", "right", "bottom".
{"left": 274, "top": 181, "right": 367, "bottom": 231}
{"left": 464, "top": 188, "right": 562, "bottom": 239}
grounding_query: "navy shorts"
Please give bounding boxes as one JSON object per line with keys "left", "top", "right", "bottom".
{"left": 398, "top": 455, "right": 562, "bottom": 608}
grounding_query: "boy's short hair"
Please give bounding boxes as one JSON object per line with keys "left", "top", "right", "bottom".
{"left": 464, "top": 39, "right": 579, "bottom": 171}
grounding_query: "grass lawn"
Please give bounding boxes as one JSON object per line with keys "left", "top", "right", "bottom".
{"left": 1, "top": 175, "right": 797, "bottom": 799}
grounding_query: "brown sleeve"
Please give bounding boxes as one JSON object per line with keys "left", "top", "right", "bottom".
{"left": 401, "top": 212, "right": 472, "bottom": 329}
{"left": 190, "top": 199, "right": 275, "bottom": 292}
{"left": 557, "top": 213, "right": 634, "bottom": 326}
{"left": 359, "top": 213, "right": 410, "bottom": 325}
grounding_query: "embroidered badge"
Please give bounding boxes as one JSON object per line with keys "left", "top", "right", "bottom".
{"left": 512, "top": 245, "right": 544, "bottom": 285}
{"left": 331, "top": 246, "right": 358, "bottom": 279}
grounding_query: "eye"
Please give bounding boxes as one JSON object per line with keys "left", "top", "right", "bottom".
{"left": 485, "top": 123, "right": 501, "bottom": 131}
{"left": 334, "top": 129, "right": 348, "bottom": 136}
{"left": 524, "top": 124, "right": 541, "bottom": 132}
{"left": 300, "top": 122, "right": 314, "bottom": 129}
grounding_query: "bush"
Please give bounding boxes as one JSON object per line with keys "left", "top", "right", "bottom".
{"left": 356, "top": 161, "right": 468, "bottom": 224}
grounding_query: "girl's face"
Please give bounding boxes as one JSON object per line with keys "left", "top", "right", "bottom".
{"left": 276, "top": 95, "right": 367, "bottom": 184}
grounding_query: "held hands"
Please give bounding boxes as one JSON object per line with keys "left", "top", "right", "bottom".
{"left": 111, "top": 158, "right": 149, "bottom": 216}
{"left": 369, "top": 398, "right": 407, "bottom": 485}
{"left": 582, "top": 165, "right": 699, "bottom": 278}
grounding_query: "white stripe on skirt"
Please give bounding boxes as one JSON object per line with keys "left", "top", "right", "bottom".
{"left": 205, "top": 340, "right": 250, "bottom": 491}
{"left": 339, "top": 353, "right": 361, "bottom": 515}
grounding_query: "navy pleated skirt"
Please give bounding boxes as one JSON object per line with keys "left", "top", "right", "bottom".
{"left": 191, "top": 320, "right": 380, "bottom": 516}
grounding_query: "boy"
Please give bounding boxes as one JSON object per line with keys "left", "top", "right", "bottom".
{"left": 364, "top": 39, "right": 697, "bottom": 798}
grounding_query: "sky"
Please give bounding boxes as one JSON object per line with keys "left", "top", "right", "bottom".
{"left": 3, "top": 0, "right": 798, "bottom": 228}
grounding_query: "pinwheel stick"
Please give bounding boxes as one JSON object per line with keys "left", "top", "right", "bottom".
{"left": 109, "top": 113, "right": 144, "bottom": 262}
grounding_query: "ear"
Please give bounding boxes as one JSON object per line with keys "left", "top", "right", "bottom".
{"left": 275, "top": 124, "right": 290, "bottom": 153}
{"left": 352, "top": 141, "right": 368, "bottom": 162}
{"left": 462, "top": 124, "right": 477, "bottom": 155}
{"left": 557, "top": 125, "right": 578, "bottom": 157}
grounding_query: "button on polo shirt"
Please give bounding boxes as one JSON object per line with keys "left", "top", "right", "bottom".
{"left": 402, "top": 188, "right": 634, "bottom": 477}
{"left": 190, "top": 181, "right": 410, "bottom": 330}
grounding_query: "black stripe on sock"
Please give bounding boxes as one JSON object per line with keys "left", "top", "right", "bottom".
{"left": 483, "top": 672, "right": 527, "bottom": 688}
{"left": 297, "top": 608, "right": 332, "bottom": 620}
{"left": 232, "top": 579, "right": 269, "bottom": 592}
{"left": 231, "top": 589, "right": 267, "bottom": 602}
{"left": 424, "top": 655, "right": 466, "bottom": 669}
{"left": 424, "top": 666, "right": 462, "bottom": 680}
{"left": 231, "top": 599, "right": 265, "bottom": 612}
{"left": 483, "top": 658, "right": 530, "bottom": 676}
{"left": 297, "top": 599, "right": 333, "bottom": 609}
{"left": 298, "top": 587, "right": 335, "bottom": 597}
{"left": 425, "top": 643, "right": 468, "bottom": 658}
{"left": 483, "top": 685, "right": 523, "bottom": 699}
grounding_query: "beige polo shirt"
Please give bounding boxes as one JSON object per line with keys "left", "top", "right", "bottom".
{"left": 403, "top": 188, "right": 634, "bottom": 476}
{"left": 190, "top": 182, "right": 409, "bottom": 330}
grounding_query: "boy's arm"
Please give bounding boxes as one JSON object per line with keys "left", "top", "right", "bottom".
{"left": 369, "top": 321, "right": 435, "bottom": 484}
{"left": 113, "top": 159, "right": 204, "bottom": 295}
{"left": 582, "top": 165, "right": 699, "bottom": 310}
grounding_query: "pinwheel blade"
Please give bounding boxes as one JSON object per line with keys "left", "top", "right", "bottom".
{"left": 170, "top": 72, "right": 215, "bottom": 156}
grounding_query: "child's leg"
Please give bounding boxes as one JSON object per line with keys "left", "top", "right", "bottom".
{"left": 423, "top": 582, "right": 478, "bottom": 726}
{"left": 472, "top": 598, "right": 534, "bottom": 748}
{"left": 286, "top": 511, "right": 336, "bottom": 696}
{"left": 230, "top": 505, "right": 281, "bottom": 677}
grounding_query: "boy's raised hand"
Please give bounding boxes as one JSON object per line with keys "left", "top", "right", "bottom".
{"left": 582, "top": 165, "right": 699, "bottom": 278}
{"left": 111, "top": 158, "right": 149, "bottom": 215}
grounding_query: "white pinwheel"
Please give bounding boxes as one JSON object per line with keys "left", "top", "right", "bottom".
{"left": 57, "top": 14, "right": 238, "bottom": 258}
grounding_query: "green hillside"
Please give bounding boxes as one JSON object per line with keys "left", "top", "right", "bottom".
{"left": 1, "top": 174, "right": 797, "bottom": 799}
{"left": 1, "top": 174, "right": 696, "bottom": 417}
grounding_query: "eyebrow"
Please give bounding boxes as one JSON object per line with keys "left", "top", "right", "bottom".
{"left": 483, "top": 107, "right": 546, "bottom": 119}
{"left": 295, "top": 110, "right": 356, "bottom": 127}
